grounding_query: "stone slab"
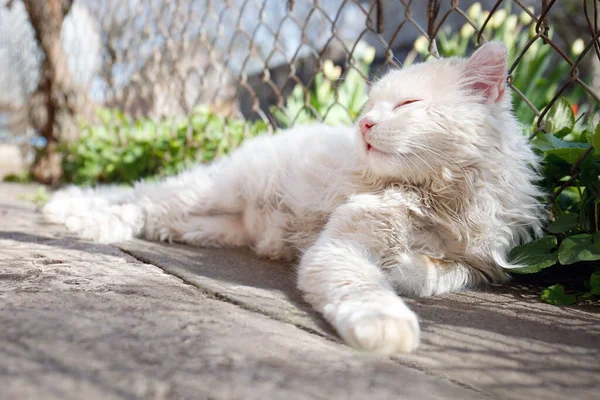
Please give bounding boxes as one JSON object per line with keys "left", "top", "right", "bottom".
{"left": 118, "top": 240, "right": 600, "bottom": 400}
{"left": 0, "top": 183, "right": 484, "bottom": 400}
{"left": 2, "top": 183, "right": 599, "bottom": 400}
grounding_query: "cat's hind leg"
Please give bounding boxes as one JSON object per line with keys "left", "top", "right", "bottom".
{"left": 63, "top": 203, "right": 144, "bottom": 243}
{"left": 42, "top": 184, "right": 135, "bottom": 224}
{"left": 45, "top": 163, "right": 250, "bottom": 244}
{"left": 42, "top": 179, "right": 178, "bottom": 243}
{"left": 53, "top": 181, "right": 213, "bottom": 244}
{"left": 168, "top": 214, "right": 251, "bottom": 248}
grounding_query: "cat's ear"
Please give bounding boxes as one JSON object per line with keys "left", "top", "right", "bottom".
{"left": 463, "top": 41, "right": 508, "bottom": 103}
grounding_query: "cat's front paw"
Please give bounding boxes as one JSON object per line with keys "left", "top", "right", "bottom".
{"left": 330, "top": 295, "right": 420, "bottom": 354}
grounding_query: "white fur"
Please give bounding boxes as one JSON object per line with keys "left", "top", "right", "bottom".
{"left": 43, "top": 42, "right": 545, "bottom": 354}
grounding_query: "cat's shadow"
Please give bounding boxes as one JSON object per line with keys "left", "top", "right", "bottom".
{"left": 117, "top": 239, "right": 600, "bottom": 352}
{"left": 116, "top": 239, "right": 338, "bottom": 337}
{"left": 6, "top": 229, "right": 599, "bottom": 355}
{"left": 1, "top": 227, "right": 336, "bottom": 336}
{"left": 6, "top": 218, "right": 599, "bottom": 394}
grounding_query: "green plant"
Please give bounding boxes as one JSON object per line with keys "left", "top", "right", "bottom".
{"left": 3, "top": 171, "right": 33, "bottom": 183}
{"left": 412, "top": 2, "right": 587, "bottom": 128}
{"left": 61, "top": 107, "right": 268, "bottom": 185}
{"left": 509, "top": 97, "right": 600, "bottom": 304}
{"left": 18, "top": 186, "right": 49, "bottom": 208}
{"left": 272, "top": 43, "right": 375, "bottom": 127}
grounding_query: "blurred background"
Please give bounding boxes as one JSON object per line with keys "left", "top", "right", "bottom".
{"left": 0, "top": 0, "right": 597, "bottom": 186}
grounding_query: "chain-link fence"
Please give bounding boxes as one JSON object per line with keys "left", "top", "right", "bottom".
{"left": 0, "top": 0, "right": 599, "bottom": 186}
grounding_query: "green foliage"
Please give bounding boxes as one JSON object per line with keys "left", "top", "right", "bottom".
{"left": 558, "top": 234, "right": 600, "bottom": 265}
{"left": 545, "top": 98, "right": 576, "bottom": 137}
{"left": 17, "top": 186, "right": 49, "bottom": 208}
{"left": 541, "top": 284, "right": 577, "bottom": 306}
{"left": 3, "top": 171, "right": 33, "bottom": 183}
{"left": 509, "top": 236, "right": 558, "bottom": 274}
{"left": 272, "top": 44, "right": 375, "bottom": 127}
{"left": 508, "top": 96, "right": 600, "bottom": 304}
{"left": 546, "top": 213, "right": 579, "bottom": 234}
{"left": 61, "top": 107, "right": 268, "bottom": 185}
{"left": 590, "top": 271, "right": 600, "bottom": 295}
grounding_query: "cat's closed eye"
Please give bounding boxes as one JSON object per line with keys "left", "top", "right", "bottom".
{"left": 393, "top": 99, "right": 421, "bottom": 110}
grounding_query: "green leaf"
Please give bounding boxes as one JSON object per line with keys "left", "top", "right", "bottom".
{"left": 577, "top": 292, "right": 596, "bottom": 301}
{"left": 578, "top": 158, "right": 600, "bottom": 188}
{"left": 545, "top": 97, "right": 575, "bottom": 136}
{"left": 590, "top": 271, "right": 600, "bottom": 295}
{"left": 122, "top": 153, "right": 136, "bottom": 164}
{"left": 17, "top": 187, "right": 49, "bottom": 208}
{"left": 544, "top": 147, "right": 590, "bottom": 165}
{"left": 558, "top": 234, "right": 600, "bottom": 265}
{"left": 546, "top": 213, "right": 579, "bottom": 233}
{"left": 531, "top": 132, "right": 589, "bottom": 152}
{"left": 593, "top": 122, "right": 600, "bottom": 151}
{"left": 541, "top": 284, "right": 577, "bottom": 305}
{"left": 508, "top": 236, "right": 558, "bottom": 274}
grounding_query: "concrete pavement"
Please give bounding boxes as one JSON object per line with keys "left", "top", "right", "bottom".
{"left": 1, "top": 183, "right": 598, "bottom": 400}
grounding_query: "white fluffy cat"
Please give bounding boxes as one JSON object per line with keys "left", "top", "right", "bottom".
{"left": 43, "top": 42, "right": 545, "bottom": 354}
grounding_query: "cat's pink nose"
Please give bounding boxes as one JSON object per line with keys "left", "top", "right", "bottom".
{"left": 359, "top": 118, "right": 376, "bottom": 137}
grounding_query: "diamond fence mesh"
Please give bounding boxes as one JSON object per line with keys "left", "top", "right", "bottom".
{"left": 0, "top": 0, "right": 598, "bottom": 188}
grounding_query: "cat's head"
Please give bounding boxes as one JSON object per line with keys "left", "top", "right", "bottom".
{"left": 357, "top": 41, "right": 514, "bottom": 181}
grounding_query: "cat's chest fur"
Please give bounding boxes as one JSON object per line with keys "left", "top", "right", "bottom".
{"left": 240, "top": 129, "right": 434, "bottom": 260}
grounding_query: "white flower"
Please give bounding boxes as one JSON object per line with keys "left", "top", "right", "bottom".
{"left": 519, "top": 7, "right": 534, "bottom": 25}
{"left": 414, "top": 35, "right": 429, "bottom": 54}
{"left": 467, "top": 2, "right": 482, "bottom": 21}
{"left": 571, "top": 38, "right": 585, "bottom": 56}
{"left": 491, "top": 9, "right": 507, "bottom": 29}
{"left": 363, "top": 46, "right": 376, "bottom": 64}
{"left": 505, "top": 15, "right": 518, "bottom": 33}
{"left": 460, "top": 23, "right": 476, "bottom": 39}
{"left": 323, "top": 60, "right": 341, "bottom": 81}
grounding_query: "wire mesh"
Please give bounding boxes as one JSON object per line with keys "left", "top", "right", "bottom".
{"left": 0, "top": 0, "right": 598, "bottom": 190}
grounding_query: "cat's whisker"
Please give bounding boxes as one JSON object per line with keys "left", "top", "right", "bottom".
{"left": 403, "top": 148, "right": 438, "bottom": 176}
{"left": 393, "top": 152, "right": 424, "bottom": 179}
{"left": 410, "top": 145, "right": 475, "bottom": 191}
